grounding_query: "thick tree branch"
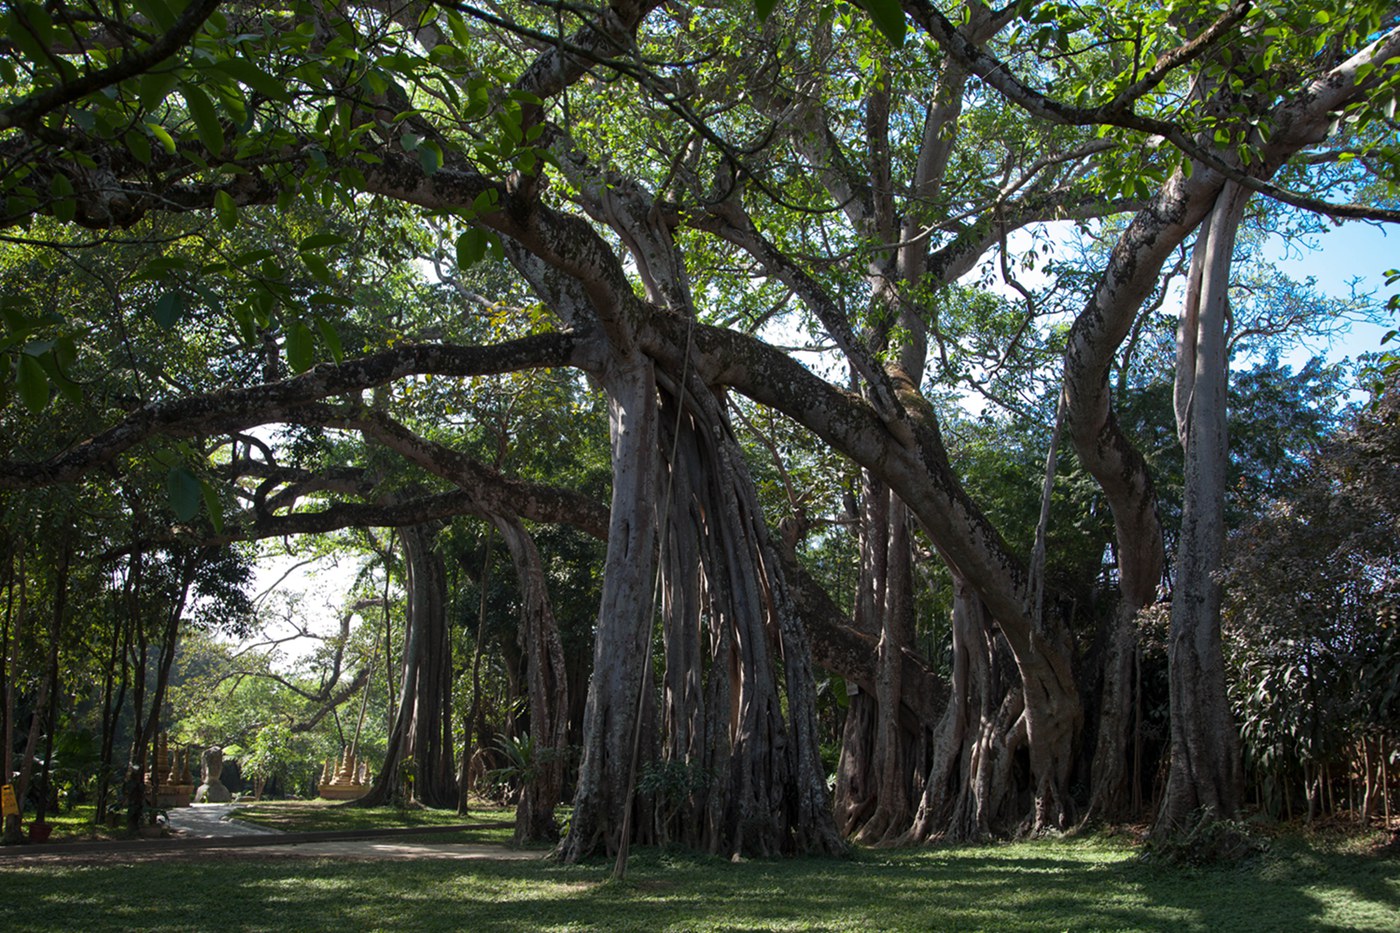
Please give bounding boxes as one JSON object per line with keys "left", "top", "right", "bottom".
{"left": 0, "top": 334, "right": 588, "bottom": 489}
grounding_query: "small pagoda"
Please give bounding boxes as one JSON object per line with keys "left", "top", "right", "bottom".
{"left": 146, "top": 733, "right": 194, "bottom": 808}
{"left": 317, "top": 748, "right": 371, "bottom": 800}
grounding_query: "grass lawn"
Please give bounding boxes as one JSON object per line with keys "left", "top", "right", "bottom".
{"left": 3, "top": 830, "right": 1397, "bottom": 931}
{"left": 14, "top": 799, "right": 519, "bottom": 844}
{"left": 230, "top": 799, "right": 516, "bottom": 839}
{"left": 16, "top": 805, "right": 124, "bottom": 842}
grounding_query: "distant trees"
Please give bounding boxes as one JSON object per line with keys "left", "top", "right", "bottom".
{"left": 1226, "top": 380, "right": 1400, "bottom": 824}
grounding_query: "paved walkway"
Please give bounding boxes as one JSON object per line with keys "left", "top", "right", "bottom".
{"left": 166, "top": 802, "right": 283, "bottom": 838}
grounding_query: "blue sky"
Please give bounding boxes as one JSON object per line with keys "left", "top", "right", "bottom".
{"left": 1273, "top": 221, "right": 1396, "bottom": 367}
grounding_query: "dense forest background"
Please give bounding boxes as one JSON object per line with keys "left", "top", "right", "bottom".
{"left": 2, "top": 0, "right": 1399, "bottom": 858}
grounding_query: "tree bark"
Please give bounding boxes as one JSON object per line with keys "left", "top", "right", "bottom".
{"left": 558, "top": 356, "right": 661, "bottom": 861}
{"left": 1156, "top": 182, "right": 1250, "bottom": 833}
{"left": 908, "top": 575, "right": 1024, "bottom": 841}
{"left": 493, "top": 515, "right": 569, "bottom": 844}
{"left": 359, "top": 522, "right": 456, "bottom": 808}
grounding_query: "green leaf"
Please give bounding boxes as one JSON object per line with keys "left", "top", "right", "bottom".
{"left": 233, "top": 248, "right": 276, "bottom": 267}
{"left": 167, "top": 466, "right": 203, "bottom": 522}
{"left": 137, "top": 256, "right": 192, "bottom": 280}
{"left": 314, "top": 316, "right": 344, "bottom": 362}
{"left": 456, "top": 228, "right": 486, "bottom": 268}
{"left": 213, "top": 57, "right": 291, "bottom": 102}
{"left": 201, "top": 480, "right": 224, "bottom": 533}
{"left": 418, "top": 140, "right": 443, "bottom": 175}
{"left": 471, "top": 189, "right": 499, "bottom": 214}
{"left": 833, "top": 677, "right": 850, "bottom": 709}
{"left": 138, "top": 71, "right": 180, "bottom": 110}
{"left": 37, "top": 350, "right": 81, "bottom": 405}
{"left": 214, "top": 189, "right": 237, "bottom": 230}
{"left": 16, "top": 352, "right": 49, "bottom": 413}
{"left": 285, "top": 320, "right": 314, "bottom": 372}
{"left": 132, "top": 0, "right": 177, "bottom": 32}
{"left": 755, "top": 0, "right": 779, "bottom": 21}
{"left": 145, "top": 122, "right": 177, "bottom": 154}
{"left": 861, "top": 0, "right": 906, "bottom": 47}
{"left": 298, "top": 233, "right": 347, "bottom": 251}
{"left": 182, "top": 84, "right": 225, "bottom": 155}
{"left": 50, "top": 172, "right": 75, "bottom": 223}
{"left": 152, "top": 291, "right": 185, "bottom": 329}
{"left": 0, "top": 302, "right": 31, "bottom": 337}
{"left": 301, "top": 253, "right": 333, "bottom": 283}
{"left": 124, "top": 129, "right": 152, "bottom": 165}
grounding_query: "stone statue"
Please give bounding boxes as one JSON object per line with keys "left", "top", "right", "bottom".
{"left": 195, "top": 745, "right": 231, "bottom": 803}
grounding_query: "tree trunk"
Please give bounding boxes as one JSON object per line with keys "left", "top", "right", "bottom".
{"left": 558, "top": 356, "right": 661, "bottom": 861}
{"left": 652, "top": 380, "right": 840, "bottom": 858}
{"left": 852, "top": 492, "right": 917, "bottom": 845}
{"left": 126, "top": 548, "right": 198, "bottom": 829}
{"left": 1155, "top": 182, "right": 1249, "bottom": 834}
{"left": 2, "top": 546, "right": 24, "bottom": 843}
{"left": 493, "top": 516, "right": 569, "bottom": 844}
{"left": 360, "top": 523, "right": 456, "bottom": 808}
{"left": 908, "top": 575, "right": 1024, "bottom": 841}
{"left": 95, "top": 577, "right": 127, "bottom": 824}
{"left": 1084, "top": 601, "right": 1145, "bottom": 822}
{"left": 35, "top": 541, "right": 69, "bottom": 823}
{"left": 458, "top": 526, "right": 493, "bottom": 814}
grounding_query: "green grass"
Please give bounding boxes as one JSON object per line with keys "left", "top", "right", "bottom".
{"left": 3, "top": 832, "right": 1397, "bottom": 931}
{"left": 18, "top": 804, "right": 127, "bottom": 842}
{"left": 13, "top": 799, "right": 519, "bottom": 844}
{"left": 230, "top": 799, "right": 514, "bottom": 836}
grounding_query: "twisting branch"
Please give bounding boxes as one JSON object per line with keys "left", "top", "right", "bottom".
{"left": 0, "top": 333, "right": 588, "bottom": 489}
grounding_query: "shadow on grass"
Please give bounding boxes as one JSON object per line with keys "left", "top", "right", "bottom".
{"left": 4, "top": 836, "right": 1396, "bottom": 931}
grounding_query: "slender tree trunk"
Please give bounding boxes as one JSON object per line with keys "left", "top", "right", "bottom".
{"left": 35, "top": 541, "right": 69, "bottom": 823}
{"left": 96, "top": 577, "right": 129, "bottom": 825}
{"left": 360, "top": 524, "right": 455, "bottom": 808}
{"left": 458, "top": 525, "right": 493, "bottom": 815}
{"left": 1155, "top": 182, "right": 1249, "bottom": 835}
{"left": 2, "top": 547, "right": 22, "bottom": 843}
{"left": 494, "top": 516, "right": 569, "bottom": 844}
{"left": 127, "top": 550, "right": 197, "bottom": 829}
{"left": 15, "top": 673, "right": 49, "bottom": 825}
